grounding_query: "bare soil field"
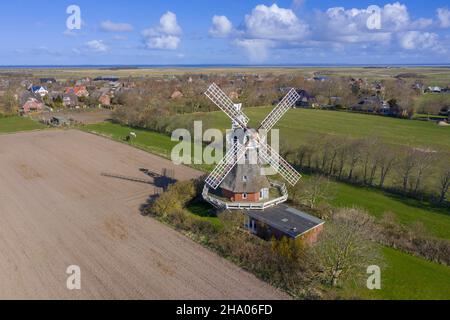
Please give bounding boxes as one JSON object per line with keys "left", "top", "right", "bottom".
{"left": 0, "top": 130, "right": 287, "bottom": 299}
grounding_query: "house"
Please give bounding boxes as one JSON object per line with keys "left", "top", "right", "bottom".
{"left": 75, "top": 77, "right": 92, "bottom": 85}
{"left": 94, "top": 76, "right": 119, "bottom": 82}
{"left": 21, "top": 97, "right": 44, "bottom": 114}
{"left": 40, "top": 78, "right": 56, "bottom": 84}
{"left": 352, "top": 95, "right": 386, "bottom": 113}
{"left": 170, "top": 90, "right": 184, "bottom": 100}
{"left": 426, "top": 86, "right": 442, "bottom": 93}
{"left": 296, "top": 90, "right": 317, "bottom": 108}
{"left": 313, "top": 75, "right": 329, "bottom": 82}
{"left": 30, "top": 86, "right": 48, "bottom": 97}
{"left": 246, "top": 205, "right": 325, "bottom": 244}
{"left": 65, "top": 86, "right": 89, "bottom": 98}
{"left": 63, "top": 93, "right": 78, "bottom": 108}
{"left": 98, "top": 93, "right": 111, "bottom": 107}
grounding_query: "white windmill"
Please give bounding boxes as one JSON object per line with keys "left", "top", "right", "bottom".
{"left": 202, "top": 83, "right": 302, "bottom": 209}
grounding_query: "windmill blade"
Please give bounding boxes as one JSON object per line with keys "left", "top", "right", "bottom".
{"left": 258, "top": 142, "right": 301, "bottom": 186}
{"left": 259, "top": 88, "right": 300, "bottom": 131}
{"left": 205, "top": 83, "right": 249, "bottom": 129}
{"left": 205, "top": 143, "right": 247, "bottom": 189}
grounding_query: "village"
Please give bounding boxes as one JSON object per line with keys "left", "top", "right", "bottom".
{"left": 1, "top": 69, "right": 449, "bottom": 127}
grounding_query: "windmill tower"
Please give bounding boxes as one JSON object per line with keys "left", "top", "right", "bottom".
{"left": 202, "top": 83, "right": 302, "bottom": 210}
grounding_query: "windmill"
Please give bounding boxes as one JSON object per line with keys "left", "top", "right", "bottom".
{"left": 203, "top": 83, "right": 302, "bottom": 208}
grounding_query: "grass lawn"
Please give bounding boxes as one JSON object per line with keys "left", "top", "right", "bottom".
{"left": 347, "top": 246, "right": 450, "bottom": 300}
{"left": 80, "top": 121, "right": 450, "bottom": 300}
{"left": 190, "top": 107, "right": 450, "bottom": 151}
{"left": 0, "top": 116, "right": 46, "bottom": 133}
{"left": 330, "top": 182, "right": 450, "bottom": 240}
{"left": 186, "top": 201, "right": 222, "bottom": 230}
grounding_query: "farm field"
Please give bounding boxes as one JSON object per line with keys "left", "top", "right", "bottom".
{"left": 184, "top": 107, "right": 450, "bottom": 151}
{"left": 0, "top": 129, "right": 287, "bottom": 299}
{"left": 0, "top": 116, "right": 45, "bottom": 133}
{"left": 81, "top": 121, "right": 450, "bottom": 299}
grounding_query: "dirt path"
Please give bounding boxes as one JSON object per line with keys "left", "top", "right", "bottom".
{"left": 0, "top": 130, "right": 288, "bottom": 299}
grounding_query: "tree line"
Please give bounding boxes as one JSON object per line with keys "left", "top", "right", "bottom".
{"left": 281, "top": 135, "right": 450, "bottom": 206}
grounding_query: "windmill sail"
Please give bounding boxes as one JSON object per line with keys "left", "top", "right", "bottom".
{"left": 259, "top": 88, "right": 300, "bottom": 131}
{"left": 205, "top": 83, "right": 249, "bottom": 129}
{"left": 258, "top": 142, "right": 301, "bottom": 186}
{"left": 205, "top": 143, "right": 247, "bottom": 189}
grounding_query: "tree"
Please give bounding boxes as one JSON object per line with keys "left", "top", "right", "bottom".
{"left": 438, "top": 165, "right": 450, "bottom": 204}
{"left": 396, "top": 148, "right": 418, "bottom": 194}
{"left": 412, "top": 149, "right": 436, "bottom": 195}
{"left": 312, "top": 208, "right": 380, "bottom": 287}
{"left": 347, "top": 140, "right": 363, "bottom": 181}
{"left": 290, "top": 175, "right": 333, "bottom": 210}
{"left": 378, "top": 145, "right": 397, "bottom": 188}
{"left": 0, "top": 90, "right": 18, "bottom": 115}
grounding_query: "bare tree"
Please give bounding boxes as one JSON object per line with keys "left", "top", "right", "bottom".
{"left": 347, "top": 140, "right": 363, "bottom": 181}
{"left": 412, "top": 149, "right": 436, "bottom": 195}
{"left": 438, "top": 165, "right": 450, "bottom": 204}
{"left": 291, "top": 175, "right": 333, "bottom": 209}
{"left": 378, "top": 146, "right": 397, "bottom": 188}
{"left": 313, "top": 208, "right": 380, "bottom": 287}
{"left": 396, "top": 148, "right": 418, "bottom": 194}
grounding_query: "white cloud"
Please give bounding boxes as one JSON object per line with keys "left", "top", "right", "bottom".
{"left": 85, "top": 40, "right": 109, "bottom": 52}
{"left": 243, "top": 4, "right": 309, "bottom": 41}
{"left": 234, "top": 39, "right": 274, "bottom": 63}
{"left": 398, "top": 31, "right": 440, "bottom": 50}
{"left": 214, "top": 2, "right": 448, "bottom": 62}
{"left": 142, "top": 11, "right": 182, "bottom": 50}
{"left": 100, "top": 20, "right": 133, "bottom": 32}
{"left": 438, "top": 8, "right": 450, "bottom": 28}
{"left": 209, "top": 15, "right": 233, "bottom": 38}
{"left": 145, "top": 35, "right": 180, "bottom": 50}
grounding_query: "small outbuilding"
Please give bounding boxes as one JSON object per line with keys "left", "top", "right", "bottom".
{"left": 246, "top": 205, "right": 324, "bottom": 244}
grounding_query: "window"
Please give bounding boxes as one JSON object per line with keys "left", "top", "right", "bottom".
{"left": 242, "top": 175, "right": 248, "bottom": 182}
{"left": 242, "top": 193, "right": 248, "bottom": 200}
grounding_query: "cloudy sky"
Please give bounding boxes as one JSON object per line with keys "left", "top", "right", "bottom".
{"left": 0, "top": 0, "right": 449, "bottom": 65}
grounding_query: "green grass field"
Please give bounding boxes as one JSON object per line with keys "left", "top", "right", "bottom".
{"left": 331, "top": 182, "right": 450, "bottom": 239}
{"left": 347, "top": 246, "right": 450, "bottom": 300}
{"left": 184, "top": 107, "right": 450, "bottom": 151}
{"left": 81, "top": 121, "right": 450, "bottom": 300}
{"left": 0, "top": 116, "right": 46, "bottom": 133}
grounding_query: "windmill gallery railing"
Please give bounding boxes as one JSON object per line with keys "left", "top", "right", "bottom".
{"left": 203, "top": 181, "right": 288, "bottom": 211}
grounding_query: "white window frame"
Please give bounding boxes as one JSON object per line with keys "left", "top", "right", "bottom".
{"left": 242, "top": 193, "right": 248, "bottom": 200}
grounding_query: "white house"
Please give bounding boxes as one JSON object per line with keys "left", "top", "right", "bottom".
{"left": 30, "top": 86, "right": 49, "bottom": 97}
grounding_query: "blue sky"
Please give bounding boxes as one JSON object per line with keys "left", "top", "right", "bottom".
{"left": 0, "top": 0, "right": 449, "bottom": 65}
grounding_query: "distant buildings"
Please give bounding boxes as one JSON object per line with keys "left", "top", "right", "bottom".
{"left": 65, "top": 85, "right": 89, "bottom": 98}
{"left": 30, "top": 86, "right": 48, "bottom": 97}
{"left": 21, "top": 97, "right": 44, "bottom": 114}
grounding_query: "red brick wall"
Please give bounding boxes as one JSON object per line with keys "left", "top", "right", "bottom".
{"left": 301, "top": 224, "right": 324, "bottom": 245}
{"left": 222, "top": 189, "right": 260, "bottom": 202}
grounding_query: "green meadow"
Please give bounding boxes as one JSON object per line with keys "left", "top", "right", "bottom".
{"left": 180, "top": 107, "right": 450, "bottom": 151}
{"left": 0, "top": 116, "right": 46, "bottom": 133}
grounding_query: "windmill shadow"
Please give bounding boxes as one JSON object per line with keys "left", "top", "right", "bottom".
{"left": 100, "top": 168, "right": 177, "bottom": 216}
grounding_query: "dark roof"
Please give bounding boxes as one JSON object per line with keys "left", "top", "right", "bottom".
{"left": 220, "top": 163, "right": 270, "bottom": 193}
{"left": 247, "top": 205, "right": 324, "bottom": 238}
